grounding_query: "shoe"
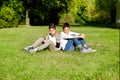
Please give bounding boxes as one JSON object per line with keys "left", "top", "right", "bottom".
{"left": 29, "top": 48, "right": 38, "bottom": 53}
{"left": 23, "top": 46, "right": 33, "bottom": 51}
{"left": 80, "top": 49, "right": 89, "bottom": 53}
{"left": 86, "top": 48, "right": 96, "bottom": 53}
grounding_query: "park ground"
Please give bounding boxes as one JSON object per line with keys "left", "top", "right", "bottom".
{"left": 0, "top": 25, "right": 119, "bottom": 80}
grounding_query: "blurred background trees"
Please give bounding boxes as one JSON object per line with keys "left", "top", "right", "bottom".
{"left": 116, "top": 0, "right": 120, "bottom": 28}
{"left": 0, "top": 0, "right": 119, "bottom": 28}
{"left": 0, "top": 0, "right": 24, "bottom": 28}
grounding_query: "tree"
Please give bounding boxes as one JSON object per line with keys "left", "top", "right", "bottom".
{"left": 0, "top": 0, "right": 118, "bottom": 27}
{"left": 116, "top": 0, "right": 120, "bottom": 28}
{"left": 20, "top": 0, "right": 30, "bottom": 26}
{"left": 86, "top": 0, "right": 116, "bottom": 23}
{"left": 26, "top": 0, "right": 71, "bottom": 25}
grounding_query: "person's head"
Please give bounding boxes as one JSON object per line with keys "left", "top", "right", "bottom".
{"left": 49, "top": 23, "right": 56, "bottom": 36}
{"left": 63, "top": 23, "right": 70, "bottom": 34}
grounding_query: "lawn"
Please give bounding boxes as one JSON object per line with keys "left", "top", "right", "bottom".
{"left": 0, "top": 25, "right": 119, "bottom": 80}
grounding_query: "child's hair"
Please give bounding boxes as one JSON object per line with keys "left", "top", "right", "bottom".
{"left": 49, "top": 23, "right": 56, "bottom": 29}
{"left": 63, "top": 23, "right": 70, "bottom": 29}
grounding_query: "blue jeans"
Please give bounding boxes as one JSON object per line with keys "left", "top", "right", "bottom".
{"left": 64, "top": 38, "right": 86, "bottom": 51}
{"left": 78, "top": 38, "right": 86, "bottom": 45}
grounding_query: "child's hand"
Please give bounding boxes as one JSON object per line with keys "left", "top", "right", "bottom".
{"left": 43, "top": 40, "right": 47, "bottom": 43}
{"left": 80, "top": 34, "right": 85, "bottom": 38}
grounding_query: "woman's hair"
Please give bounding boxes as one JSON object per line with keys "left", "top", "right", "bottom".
{"left": 49, "top": 23, "right": 56, "bottom": 29}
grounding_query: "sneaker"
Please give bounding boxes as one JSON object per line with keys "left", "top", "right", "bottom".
{"left": 80, "top": 48, "right": 89, "bottom": 53}
{"left": 29, "top": 48, "right": 38, "bottom": 53}
{"left": 86, "top": 48, "right": 96, "bottom": 52}
{"left": 23, "top": 46, "right": 33, "bottom": 51}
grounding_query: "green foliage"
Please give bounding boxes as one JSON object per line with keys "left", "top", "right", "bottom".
{"left": 61, "top": 0, "right": 117, "bottom": 24}
{"left": 0, "top": 6, "right": 17, "bottom": 28}
{"left": 59, "top": 0, "right": 88, "bottom": 24}
{"left": 28, "top": 0, "right": 71, "bottom": 25}
{"left": 0, "top": 0, "right": 24, "bottom": 28}
{"left": 88, "top": 10, "right": 111, "bottom": 23}
{"left": 75, "top": 0, "right": 88, "bottom": 23}
{"left": 88, "top": 0, "right": 116, "bottom": 23}
{"left": 0, "top": 0, "right": 117, "bottom": 27}
{"left": 59, "top": 13, "right": 75, "bottom": 24}
{"left": 116, "top": 0, "right": 120, "bottom": 28}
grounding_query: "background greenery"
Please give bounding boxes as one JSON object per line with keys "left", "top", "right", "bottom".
{"left": 0, "top": 26, "right": 119, "bottom": 80}
{"left": 0, "top": 0, "right": 119, "bottom": 28}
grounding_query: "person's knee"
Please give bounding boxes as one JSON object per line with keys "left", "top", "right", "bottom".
{"left": 68, "top": 39, "right": 73, "bottom": 43}
{"left": 73, "top": 38, "right": 79, "bottom": 42}
{"left": 45, "top": 40, "right": 53, "bottom": 45}
{"left": 38, "top": 38, "right": 44, "bottom": 41}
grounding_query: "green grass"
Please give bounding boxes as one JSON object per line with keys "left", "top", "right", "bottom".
{"left": 0, "top": 26, "right": 119, "bottom": 80}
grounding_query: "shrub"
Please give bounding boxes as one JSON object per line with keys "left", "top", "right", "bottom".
{"left": 88, "top": 10, "right": 111, "bottom": 23}
{"left": 0, "top": 0, "right": 24, "bottom": 28}
{"left": 59, "top": 13, "right": 75, "bottom": 24}
{"left": 0, "top": 6, "right": 19, "bottom": 28}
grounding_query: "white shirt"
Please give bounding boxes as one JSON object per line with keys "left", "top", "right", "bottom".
{"left": 45, "top": 34, "right": 61, "bottom": 50}
{"left": 47, "top": 35, "right": 56, "bottom": 45}
{"left": 60, "top": 31, "right": 80, "bottom": 50}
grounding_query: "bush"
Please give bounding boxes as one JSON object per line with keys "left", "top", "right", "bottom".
{"left": 0, "top": 6, "right": 19, "bottom": 28}
{"left": 88, "top": 10, "right": 111, "bottom": 23}
{"left": 59, "top": 13, "right": 75, "bottom": 24}
{"left": 0, "top": 0, "right": 24, "bottom": 28}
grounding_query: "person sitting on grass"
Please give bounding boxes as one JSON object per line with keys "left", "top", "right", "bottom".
{"left": 60, "top": 23, "right": 96, "bottom": 53}
{"left": 23, "top": 23, "right": 61, "bottom": 53}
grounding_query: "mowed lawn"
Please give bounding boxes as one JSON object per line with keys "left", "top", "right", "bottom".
{"left": 0, "top": 26, "right": 119, "bottom": 80}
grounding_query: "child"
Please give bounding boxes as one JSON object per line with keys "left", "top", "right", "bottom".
{"left": 60, "top": 23, "right": 96, "bottom": 53}
{"left": 23, "top": 23, "right": 61, "bottom": 53}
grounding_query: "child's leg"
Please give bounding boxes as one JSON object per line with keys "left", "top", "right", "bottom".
{"left": 23, "top": 38, "right": 44, "bottom": 51}
{"left": 28, "top": 40, "right": 52, "bottom": 53}
{"left": 78, "top": 38, "right": 89, "bottom": 49}
{"left": 37, "top": 40, "right": 51, "bottom": 51}
{"left": 64, "top": 39, "right": 74, "bottom": 51}
{"left": 48, "top": 41, "right": 58, "bottom": 51}
{"left": 72, "top": 38, "right": 83, "bottom": 50}
{"left": 31, "top": 38, "right": 44, "bottom": 48}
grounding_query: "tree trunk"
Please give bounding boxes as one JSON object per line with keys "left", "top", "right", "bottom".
{"left": 26, "top": 10, "right": 30, "bottom": 26}
{"left": 116, "top": 0, "right": 120, "bottom": 28}
{"left": 25, "top": 0, "right": 30, "bottom": 26}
